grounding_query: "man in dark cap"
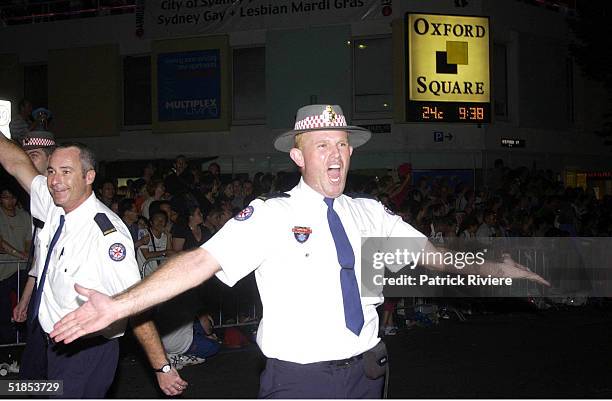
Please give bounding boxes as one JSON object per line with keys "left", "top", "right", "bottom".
{"left": 12, "top": 130, "right": 57, "bottom": 380}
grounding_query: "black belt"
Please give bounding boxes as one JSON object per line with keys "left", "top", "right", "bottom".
{"left": 44, "top": 332, "right": 110, "bottom": 348}
{"left": 272, "top": 351, "right": 366, "bottom": 368}
{"left": 321, "top": 352, "right": 364, "bottom": 367}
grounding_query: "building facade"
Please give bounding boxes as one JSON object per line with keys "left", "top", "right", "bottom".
{"left": 0, "top": 0, "right": 609, "bottom": 184}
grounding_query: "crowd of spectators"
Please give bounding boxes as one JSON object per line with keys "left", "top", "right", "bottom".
{"left": 92, "top": 155, "right": 612, "bottom": 282}
{"left": 347, "top": 160, "right": 612, "bottom": 241}
{"left": 2, "top": 150, "right": 611, "bottom": 351}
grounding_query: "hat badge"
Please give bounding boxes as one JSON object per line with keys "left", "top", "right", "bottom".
{"left": 323, "top": 105, "right": 337, "bottom": 123}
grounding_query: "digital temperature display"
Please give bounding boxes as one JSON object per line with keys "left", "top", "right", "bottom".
{"left": 406, "top": 102, "right": 490, "bottom": 123}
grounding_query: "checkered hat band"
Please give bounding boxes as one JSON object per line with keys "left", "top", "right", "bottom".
{"left": 22, "top": 138, "right": 55, "bottom": 147}
{"left": 294, "top": 115, "right": 348, "bottom": 130}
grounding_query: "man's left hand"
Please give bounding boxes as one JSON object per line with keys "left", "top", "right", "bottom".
{"left": 156, "top": 367, "right": 188, "bottom": 396}
{"left": 497, "top": 254, "right": 550, "bottom": 286}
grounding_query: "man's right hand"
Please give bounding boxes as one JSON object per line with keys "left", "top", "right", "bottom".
{"left": 156, "top": 367, "right": 188, "bottom": 396}
{"left": 50, "top": 284, "right": 121, "bottom": 343}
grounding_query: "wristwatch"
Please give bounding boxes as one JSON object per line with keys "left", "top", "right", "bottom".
{"left": 154, "top": 363, "right": 171, "bottom": 373}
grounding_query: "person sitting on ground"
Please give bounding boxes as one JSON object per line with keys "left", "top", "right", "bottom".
{"left": 155, "top": 291, "right": 221, "bottom": 370}
{"left": 380, "top": 299, "right": 399, "bottom": 336}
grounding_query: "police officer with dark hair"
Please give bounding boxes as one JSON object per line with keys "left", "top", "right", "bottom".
{"left": 0, "top": 133, "right": 188, "bottom": 397}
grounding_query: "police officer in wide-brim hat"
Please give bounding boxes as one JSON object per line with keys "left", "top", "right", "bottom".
{"left": 47, "top": 100, "right": 550, "bottom": 399}
{"left": 273, "top": 104, "right": 371, "bottom": 152}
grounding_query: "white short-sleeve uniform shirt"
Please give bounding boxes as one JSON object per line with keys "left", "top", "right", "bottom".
{"left": 30, "top": 175, "right": 141, "bottom": 337}
{"left": 203, "top": 178, "right": 426, "bottom": 364}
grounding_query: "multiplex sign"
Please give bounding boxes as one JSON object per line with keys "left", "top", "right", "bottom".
{"left": 407, "top": 13, "right": 490, "bottom": 102}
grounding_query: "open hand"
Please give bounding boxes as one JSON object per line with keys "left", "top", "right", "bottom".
{"left": 498, "top": 254, "right": 550, "bottom": 287}
{"left": 50, "top": 284, "right": 120, "bottom": 343}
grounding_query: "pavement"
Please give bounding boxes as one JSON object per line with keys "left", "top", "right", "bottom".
{"left": 106, "top": 302, "right": 612, "bottom": 399}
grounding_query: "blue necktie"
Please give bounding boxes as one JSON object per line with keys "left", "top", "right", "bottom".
{"left": 30, "top": 215, "right": 64, "bottom": 324}
{"left": 324, "top": 197, "right": 364, "bottom": 336}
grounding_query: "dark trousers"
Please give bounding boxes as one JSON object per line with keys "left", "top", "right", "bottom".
{"left": 18, "top": 317, "right": 48, "bottom": 380}
{"left": 258, "top": 356, "right": 384, "bottom": 399}
{"left": 47, "top": 336, "right": 119, "bottom": 399}
{"left": 20, "top": 282, "right": 48, "bottom": 380}
{"left": 0, "top": 271, "right": 26, "bottom": 343}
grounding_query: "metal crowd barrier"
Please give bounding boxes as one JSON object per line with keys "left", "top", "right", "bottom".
{"left": 0, "top": 259, "right": 28, "bottom": 348}
{"left": 141, "top": 256, "right": 261, "bottom": 329}
{"left": 396, "top": 237, "right": 611, "bottom": 303}
{"left": 482, "top": 238, "right": 610, "bottom": 299}
{"left": 6, "top": 239, "right": 603, "bottom": 348}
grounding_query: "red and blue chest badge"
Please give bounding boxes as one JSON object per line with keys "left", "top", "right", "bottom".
{"left": 108, "top": 243, "right": 127, "bottom": 262}
{"left": 234, "top": 205, "right": 254, "bottom": 221}
{"left": 292, "top": 226, "right": 312, "bottom": 244}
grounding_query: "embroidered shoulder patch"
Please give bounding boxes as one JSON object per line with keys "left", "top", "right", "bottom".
{"left": 94, "top": 213, "right": 117, "bottom": 236}
{"left": 108, "top": 243, "right": 127, "bottom": 261}
{"left": 234, "top": 205, "right": 254, "bottom": 221}
{"left": 346, "top": 192, "right": 377, "bottom": 200}
{"left": 257, "top": 192, "right": 290, "bottom": 202}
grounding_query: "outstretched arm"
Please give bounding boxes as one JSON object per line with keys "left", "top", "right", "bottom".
{"left": 51, "top": 246, "right": 221, "bottom": 343}
{"left": 0, "top": 129, "right": 38, "bottom": 194}
{"left": 131, "top": 313, "right": 188, "bottom": 396}
{"left": 421, "top": 240, "right": 550, "bottom": 286}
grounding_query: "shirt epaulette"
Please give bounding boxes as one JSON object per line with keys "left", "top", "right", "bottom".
{"left": 345, "top": 192, "right": 377, "bottom": 200}
{"left": 94, "top": 213, "right": 117, "bottom": 236}
{"left": 257, "top": 192, "right": 291, "bottom": 201}
{"left": 33, "top": 217, "right": 45, "bottom": 229}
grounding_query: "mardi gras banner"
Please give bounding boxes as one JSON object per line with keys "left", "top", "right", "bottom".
{"left": 137, "top": 0, "right": 392, "bottom": 38}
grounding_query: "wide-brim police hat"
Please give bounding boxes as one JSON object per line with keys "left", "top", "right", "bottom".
{"left": 273, "top": 104, "right": 371, "bottom": 152}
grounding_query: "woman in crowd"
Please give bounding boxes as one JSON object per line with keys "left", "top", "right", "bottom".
{"left": 141, "top": 179, "right": 167, "bottom": 219}
{"left": 171, "top": 201, "right": 211, "bottom": 252}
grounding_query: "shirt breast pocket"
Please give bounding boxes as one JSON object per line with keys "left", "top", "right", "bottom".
{"left": 50, "top": 266, "right": 79, "bottom": 308}
{"left": 54, "top": 253, "right": 91, "bottom": 308}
